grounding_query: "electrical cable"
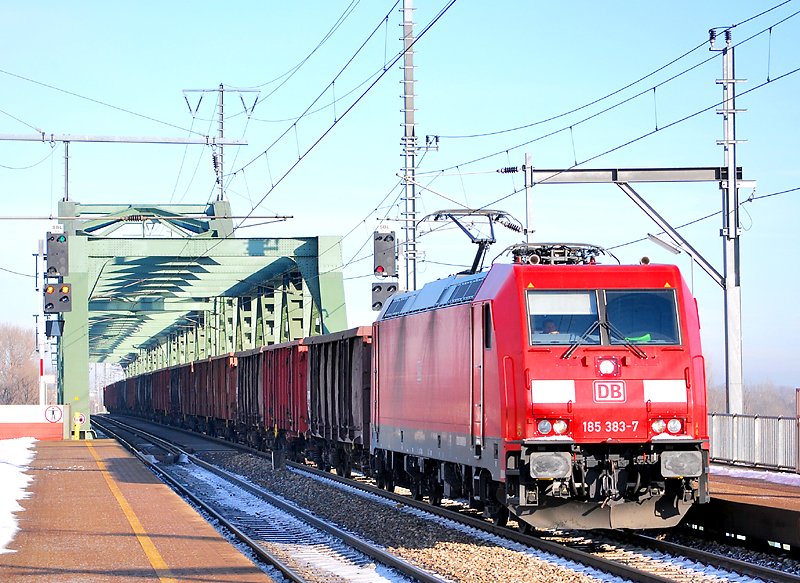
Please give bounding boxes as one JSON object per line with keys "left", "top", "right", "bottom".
{"left": 0, "top": 106, "right": 43, "bottom": 133}
{"left": 473, "top": 62, "right": 800, "bottom": 214}
{"left": 84, "top": 2, "right": 795, "bottom": 360}
{"left": 230, "top": 0, "right": 457, "bottom": 228}
{"left": 229, "top": 0, "right": 409, "bottom": 179}
{"left": 435, "top": 0, "right": 795, "bottom": 140}
{"left": 0, "top": 67, "right": 202, "bottom": 136}
{"left": 0, "top": 145, "right": 56, "bottom": 170}
{"left": 607, "top": 186, "right": 800, "bottom": 251}
{"left": 422, "top": 5, "right": 800, "bottom": 176}
{"left": 229, "top": 0, "right": 364, "bottom": 94}
{"left": 0, "top": 265, "right": 35, "bottom": 278}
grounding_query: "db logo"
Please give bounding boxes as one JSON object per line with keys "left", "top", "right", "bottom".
{"left": 593, "top": 380, "right": 626, "bottom": 403}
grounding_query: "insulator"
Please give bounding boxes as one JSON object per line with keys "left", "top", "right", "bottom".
{"left": 499, "top": 219, "right": 521, "bottom": 232}
{"left": 212, "top": 153, "right": 219, "bottom": 171}
{"left": 497, "top": 166, "right": 519, "bottom": 174}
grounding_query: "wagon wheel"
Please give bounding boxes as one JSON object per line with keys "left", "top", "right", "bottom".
{"left": 385, "top": 472, "right": 395, "bottom": 493}
{"left": 429, "top": 483, "right": 443, "bottom": 506}
{"left": 376, "top": 472, "right": 386, "bottom": 489}
{"left": 491, "top": 504, "right": 509, "bottom": 527}
{"left": 315, "top": 453, "right": 330, "bottom": 472}
{"left": 337, "top": 458, "right": 352, "bottom": 479}
{"left": 410, "top": 479, "right": 424, "bottom": 501}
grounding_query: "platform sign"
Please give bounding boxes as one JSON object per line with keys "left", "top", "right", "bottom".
{"left": 45, "top": 405, "right": 63, "bottom": 423}
{"left": 0, "top": 405, "right": 66, "bottom": 440}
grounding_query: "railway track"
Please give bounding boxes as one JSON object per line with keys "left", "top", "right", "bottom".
{"left": 288, "top": 461, "right": 800, "bottom": 583}
{"left": 93, "top": 415, "right": 443, "bottom": 583}
{"left": 97, "top": 414, "right": 800, "bottom": 583}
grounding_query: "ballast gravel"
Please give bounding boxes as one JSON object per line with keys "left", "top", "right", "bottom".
{"left": 198, "top": 451, "right": 618, "bottom": 583}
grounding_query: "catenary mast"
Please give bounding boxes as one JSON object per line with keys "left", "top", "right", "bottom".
{"left": 401, "top": 0, "right": 417, "bottom": 291}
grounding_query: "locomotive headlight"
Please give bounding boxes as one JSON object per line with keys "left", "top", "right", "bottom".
{"left": 537, "top": 419, "right": 552, "bottom": 435}
{"left": 529, "top": 452, "right": 572, "bottom": 478}
{"left": 552, "top": 420, "right": 568, "bottom": 434}
{"left": 595, "top": 356, "right": 620, "bottom": 377}
{"left": 661, "top": 451, "right": 702, "bottom": 477}
{"left": 667, "top": 418, "right": 682, "bottom": 434}
{"left": 651, "top": 419, "right": 667, "bottom": 434}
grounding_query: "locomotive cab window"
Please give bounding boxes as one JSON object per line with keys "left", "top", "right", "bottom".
{"left": 527, "top": 289, "right": 681, "bottom": 346}
{"left": 527, "top": 291, "right": 600, "bottom": 345}
{"left": 605, "top": 289, "right": 680, "bottom": 345}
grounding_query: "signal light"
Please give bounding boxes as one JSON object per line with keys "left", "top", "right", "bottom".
{"left": 45, "top": 319, "right": 64, "bottom": 337}
{"left": 371, "top": 280, "right": 398, "bottom": 311}
{"left": 373, "top": 231, "right": 396, "bottom": 277}
{"left": 45, "top": 231, "right": 69, "bottom": 276}
{"left": 44, "top": 281, "right": 72, "bottom": 313}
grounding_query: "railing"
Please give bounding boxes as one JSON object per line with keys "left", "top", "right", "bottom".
{"left": 708, "top": 412, "right": 798, "bottom": 472}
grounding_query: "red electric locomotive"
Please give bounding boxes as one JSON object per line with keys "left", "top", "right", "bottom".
{"left": 371, "top": 244, "right": 709, "bottom": 529}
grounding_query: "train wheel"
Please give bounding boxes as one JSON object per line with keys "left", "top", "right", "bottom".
{"left": 517, "top": 520, "right": 534, "bottom": 535}
{"left": 376, "top": 473, "right": 386, "bottom": 489}
{"left": 410, "top": 479, "right": 424, "bottom": 501}
{"left": 385, "top": 473, "right": 395, "bottom": 493}
{"left": 429, "top": 483, "right": 443, "bottom": 506}
{"left": 492, "top": 505, "right": 509, "bottom": 527}
{"left": 336, "top": 459, "right": 352, "bottom": 478}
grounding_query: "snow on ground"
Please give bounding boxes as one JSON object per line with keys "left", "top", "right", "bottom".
{"left": 710, "top": 463, "right": 800, "bottom": 487}
{"left": 0, "top": 437, "right": 36, "bottom": 554}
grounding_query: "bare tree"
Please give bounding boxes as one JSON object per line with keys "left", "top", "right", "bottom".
{"left": 707, "top": 379, "right": 795, "bottom": 416}
{"left": 0, "top": 323, "right": 39, "bottom": 404}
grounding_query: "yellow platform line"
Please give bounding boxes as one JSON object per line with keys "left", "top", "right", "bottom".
{"left": 87, "top": 442, "right": 178, "bottom": 583}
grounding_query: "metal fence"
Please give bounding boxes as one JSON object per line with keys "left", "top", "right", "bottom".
{"left": 708, "top": 412, "right": 798, "bottom": 472}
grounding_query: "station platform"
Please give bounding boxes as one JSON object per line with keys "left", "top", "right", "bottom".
{"left": 0, "top": 439, "right": 276, "bottom": 583}
{"left": 690, "top": 466, "right": 800, "bottom": 549}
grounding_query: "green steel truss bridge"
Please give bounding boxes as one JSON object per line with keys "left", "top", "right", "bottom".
{"left": 52, "top": 199, "right": 347, "bottom": 429}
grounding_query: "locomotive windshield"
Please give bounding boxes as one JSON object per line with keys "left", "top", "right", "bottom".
{"left": 528, "top": 291, "right": 600, "bottom": 345}
{"left": 528, "top": 289, "right": 680, "bottom": 345}
{"left": 605, "top": 289, "right": 679, "bottom": 345}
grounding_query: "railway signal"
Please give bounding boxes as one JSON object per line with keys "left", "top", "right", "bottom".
{"left": 371, "top": 280, "right": 397, "bottom": 311}
{"left": 44, "top": 282, "right": 72, "bottom": 313}
{"left": 45, "top": 319, "right": 64, "bottom": 337}
{"left": 45, "top": 232, "right": 69, "bottom": 276}
{"left": 373, "top": 231, "right": 396, "bottom": 277}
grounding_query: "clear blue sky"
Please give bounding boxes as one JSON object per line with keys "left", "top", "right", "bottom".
{"left": 1, "top": 1, "right": 798, "bottom": 390}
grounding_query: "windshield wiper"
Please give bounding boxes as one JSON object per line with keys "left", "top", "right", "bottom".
{"left": 601, "top": 321, "right": 648, "bottom": 359}
{"left": 561, "top": 320, "right": 600, "bottom": 359}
